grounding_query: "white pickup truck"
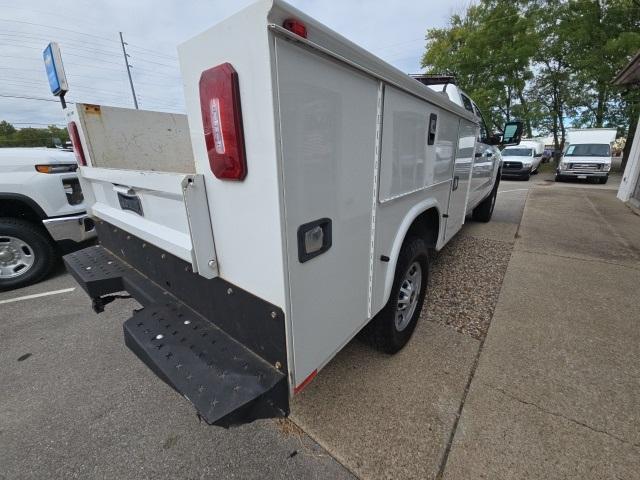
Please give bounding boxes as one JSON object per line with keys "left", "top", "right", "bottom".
{"left": 61, "top": 0, "right": 521, "bottom": 426}
{"left": 0, "top": 148, "right": 96, "bottom": 290}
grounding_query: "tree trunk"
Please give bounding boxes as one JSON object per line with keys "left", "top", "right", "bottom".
{"left": 517, "top": 88, "right": 533, "bottom": 138}
{"left": 595, "top": 83, "right": 606, "bottom": 128}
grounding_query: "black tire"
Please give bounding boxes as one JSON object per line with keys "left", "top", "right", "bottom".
{"left": 365, "top": 236, "right": 429, "bottom": 354}
{"left": 472, "top": 181, "right": 498, "bottom": 223}
{"left": 0, "top": 218, "right": 56, "bottom": 291}
{"left": 523, "top": 171, "right": 531, "bottom": 181}
{"left": 555, "top": 174, "right": 563, "bottom": 182}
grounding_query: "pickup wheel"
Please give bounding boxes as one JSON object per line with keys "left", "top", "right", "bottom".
{"left": 472, "top": 180, "right": 498, "bottom": 223}
{"left": 366, "top": 236, "right": 429, "bottom": 354}
{"left": 0, "top": 218, "right": 56, "bottom": 291}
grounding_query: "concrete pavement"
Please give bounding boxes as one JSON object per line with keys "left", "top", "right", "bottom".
{"left": 0, "top": 271, "right": 354, "bottom": 480}
{"left": 2, "top": 178, "right": 636, "bottom": 480}
{"left": 442, "top": 186, "right": 640, "bottom": 479}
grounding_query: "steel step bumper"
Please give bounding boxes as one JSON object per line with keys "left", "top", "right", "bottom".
{"left": 63, "top": 245, "right": 288, "bottom": 427}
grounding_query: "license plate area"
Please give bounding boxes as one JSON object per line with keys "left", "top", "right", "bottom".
{"left": 117, "top": 192, "right": 143, "bottom": 216}
{"left": 578, "top": 175, "right": 587, "bottom": 179}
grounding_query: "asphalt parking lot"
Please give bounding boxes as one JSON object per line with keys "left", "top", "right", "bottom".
{"left": 2, "top": 173, "right": 637, "bottom": 480}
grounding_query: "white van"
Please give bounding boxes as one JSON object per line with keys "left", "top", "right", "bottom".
{"left": 501, "top": 139, "right": 545, "bottom": 180}
{"left": 556, "top": 128, "right": 616, "bottom": 184}
{"left": 61, "top": 0, "right": 521, "bottom": 426}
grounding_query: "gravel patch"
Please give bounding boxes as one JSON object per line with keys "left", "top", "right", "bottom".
{"left": 422, "top": 235, "right": 513, "bottom": 340}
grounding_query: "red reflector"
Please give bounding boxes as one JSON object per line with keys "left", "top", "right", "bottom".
{"left": 67, "top": 121, "right": 87, "bottom": 166}
{"left": 294, "top": 369, "right": 317, "bottom": 395}
{"left": 199, "top": 63, "right": 247, "bottom": 181}
{"left": 283, "top": 18, "right": 307, "bottom": 38}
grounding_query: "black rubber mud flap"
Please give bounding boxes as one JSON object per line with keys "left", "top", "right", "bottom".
{"left": 64, "top": 244, "right": 288, "bottom": 427}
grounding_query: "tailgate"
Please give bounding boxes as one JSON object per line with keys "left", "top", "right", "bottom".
{"left": 81, "top": 166, "right": 218, "bottom": 279}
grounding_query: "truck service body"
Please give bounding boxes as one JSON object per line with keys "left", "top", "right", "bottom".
{"left": 62, "top": 0, "right": 520, "bottom": 426}
{"left": 557, "top": 128, "right": 617, "bottom": 183}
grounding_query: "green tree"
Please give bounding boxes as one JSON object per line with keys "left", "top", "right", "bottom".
{"left": 0, "top": 120, "right": 16, "bottom": 136}
{"left": 421, "top": 0, "right": 539, "bottom": 135}
{"left": 0, "top": 122, "right": 69, "bottom": 148}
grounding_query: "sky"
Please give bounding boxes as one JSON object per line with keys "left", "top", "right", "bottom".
{"left": 0, "top": 0, "right": 470, "bottom": 128}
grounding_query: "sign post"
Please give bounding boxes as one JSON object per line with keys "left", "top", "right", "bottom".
{"left": 43, "top": 42, "right": 69, "bottom": 109}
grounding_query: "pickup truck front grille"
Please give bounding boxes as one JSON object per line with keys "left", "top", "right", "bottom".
{"left": 503, "top": 161, "right": 523, "bottom": 170}
{"left": 63, "top": 178, "right": 84, "bottom": 205}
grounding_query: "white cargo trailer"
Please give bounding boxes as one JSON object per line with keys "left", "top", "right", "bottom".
{"left": 62, "top": 0, "right": 522, "bottom": 426}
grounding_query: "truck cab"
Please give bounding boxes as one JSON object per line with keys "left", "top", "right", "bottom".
{"left": 419, "top": 77, "right": 503, "bottom": 207}
{"left": 556, "top": 128, "right": 616, "bottom": 184}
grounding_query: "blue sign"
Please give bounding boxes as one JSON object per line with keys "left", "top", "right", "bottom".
{"left": 43, "top": 42, "right": 67, "bottom": 96}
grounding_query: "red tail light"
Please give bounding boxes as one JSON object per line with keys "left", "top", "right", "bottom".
{"left": 199, "top": 63, "right": 247, "bottom": 181}
{"left": 67, "top": 121, "right": 87, "bottom": 166}
{"left": 283, "top": 18, "right": 307, "bottom": 38}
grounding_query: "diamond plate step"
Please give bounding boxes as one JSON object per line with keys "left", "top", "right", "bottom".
{"left": 124, "top": 301, "right": 286, "bottom": 425}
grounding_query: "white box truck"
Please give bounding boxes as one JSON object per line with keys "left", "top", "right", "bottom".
{"left": 556, "top": 128, "right": 617, "bottom": 183}
{"left": 61, "top": 0, "right": 522, "bottom": 426}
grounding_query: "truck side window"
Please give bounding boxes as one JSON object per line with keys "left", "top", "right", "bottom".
{"left": 472, "top": 103, "right": 490, "bottom": 142}
{"left": 460, "top": 94, "right": 474, "bottom": 113}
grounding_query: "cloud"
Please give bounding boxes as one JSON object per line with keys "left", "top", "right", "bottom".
{"left": 0, "top": 0, "right": 466, "bottom": 127}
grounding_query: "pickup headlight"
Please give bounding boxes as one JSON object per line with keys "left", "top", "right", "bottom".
{"left": 35, "top": 164, "right": 78, "bottom": 174}
{"left": 560, "top": 162, "right": 570, "bottom": 170}
{"left": 602, "top": 163, "right": 611, "bottom": 172}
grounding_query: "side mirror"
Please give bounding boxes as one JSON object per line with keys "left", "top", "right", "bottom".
{"left": 501, "top": 121, "right": 523, "bottom": 146}
{"left": 485, "top": 133, "right": 502, "bottom": 146}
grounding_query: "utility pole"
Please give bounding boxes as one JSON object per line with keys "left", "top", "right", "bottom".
{"left": 119, "top": 31, "right": 138, "bottom": 109}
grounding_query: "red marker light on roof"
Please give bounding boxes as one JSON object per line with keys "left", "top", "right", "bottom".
{"left": 199, "top": 63, "right": 247, "bottom": 181}
{"left": 67, "top": 121, "right": 87, "bottom": 166}
{"left": 283, "top": 18, "right": 307, "bottom": 38}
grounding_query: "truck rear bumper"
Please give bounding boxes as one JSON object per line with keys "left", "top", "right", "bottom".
{"left": 43, "top": 213, "right": 96, "bottom": 243}
{"left": 63, "top": 222, "right": 289, "bottom": 426}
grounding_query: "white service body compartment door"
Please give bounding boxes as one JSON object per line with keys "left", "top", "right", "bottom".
{"left": 444, "top": 119, "right": 477, "bottom": 242}
{"left": 275, "top": 39, "right": 378, "bottom": 386}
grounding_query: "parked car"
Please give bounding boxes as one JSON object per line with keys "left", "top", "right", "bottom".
{"left": 500, "top": 139, "right": 545, "bottom": 180}
{"left": 556, "top": 128, "right": 616, "bottom": 184}
{"left": 0, "top": 147, "right": 95, "bottom": 290}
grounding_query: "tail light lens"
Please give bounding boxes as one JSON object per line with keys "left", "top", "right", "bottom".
{"left": 67, "top": 121, "right": 87, "bottom": 166}
{"left": 199, "top": 63, "right": 247, "bottom": 181}
{"left": 283, "top": 18, "right": 307, "bottom": 38}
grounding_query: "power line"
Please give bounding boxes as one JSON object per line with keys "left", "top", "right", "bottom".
{"left": 0, "top": 93, "right": 74, "bottom": 104}
{"left": 0, "top": 18, "right": 178, "bottom": 59}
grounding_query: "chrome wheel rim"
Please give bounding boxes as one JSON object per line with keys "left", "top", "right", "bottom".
{"left": 395, "top": 261, "right": 422, "bottom": 332}
{"left": 0, "top": 235, "right": 36, "bottom": 279}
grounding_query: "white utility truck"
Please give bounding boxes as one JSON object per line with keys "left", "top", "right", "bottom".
{"left": 0, "top": 148, "right": 95, "bottom": 290}
{"left": 61, "top": 0, "right": 522, "bottom": 426}
{"left": 556, "top": 128, "right": 617, "bottom": 183}
{"left": 501, "top": 139, "right": 545, "bottom": 180}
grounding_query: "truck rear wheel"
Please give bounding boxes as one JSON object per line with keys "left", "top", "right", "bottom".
{"left": 0, "top": 218, "right": 56, "bottom": 291}
{"left": 365, "top": 236, "right": 428, "bottom": 354}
